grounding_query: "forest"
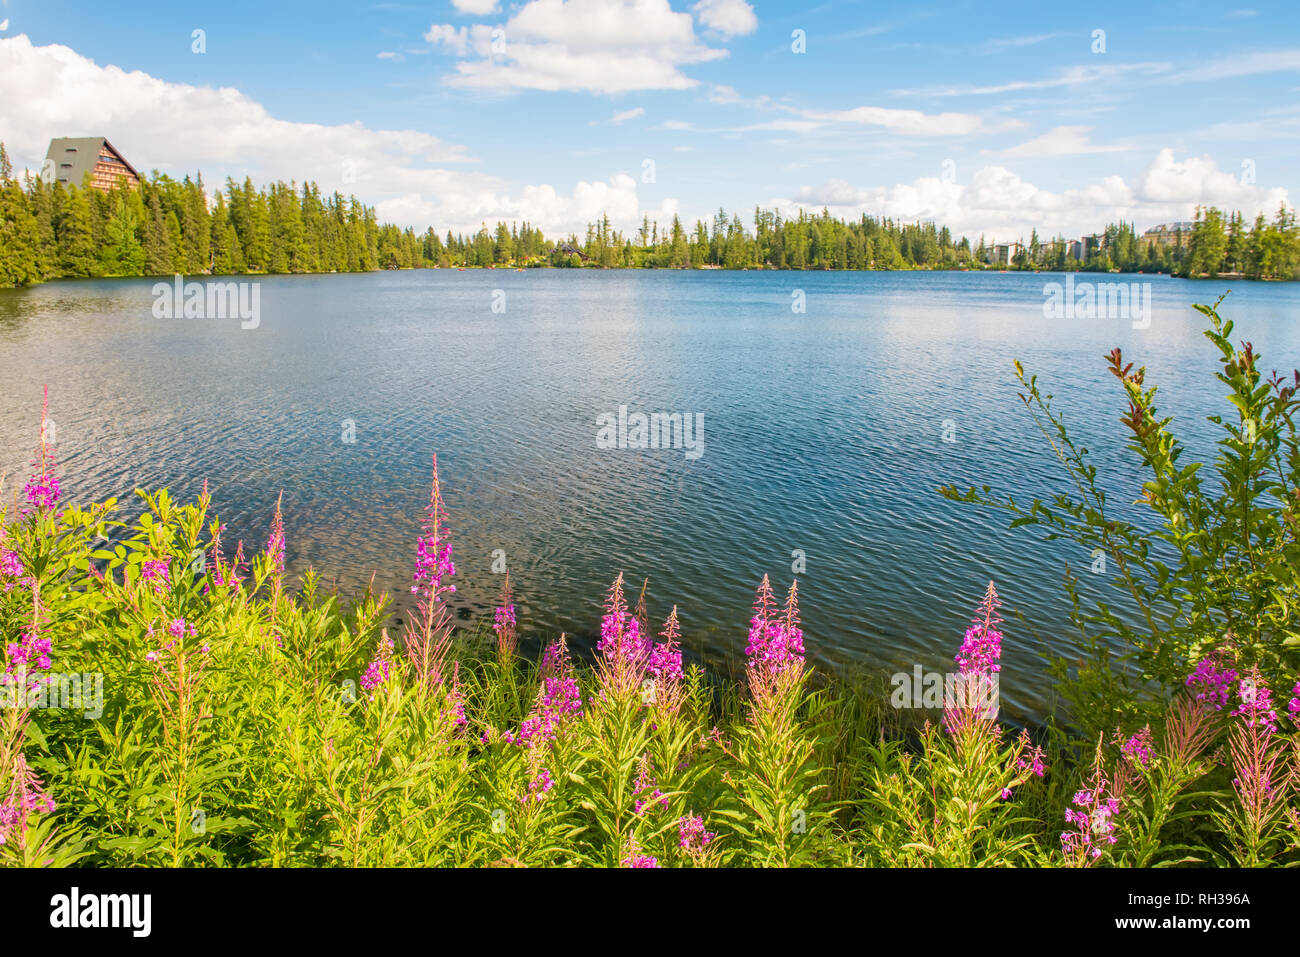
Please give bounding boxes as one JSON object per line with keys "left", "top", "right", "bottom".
{"left": 2, "top": 142, "right": 1297, "bottom": 287}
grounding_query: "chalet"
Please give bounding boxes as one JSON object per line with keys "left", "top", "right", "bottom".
{"left": 43, "top": 137, "right": 141, "bottom": 192}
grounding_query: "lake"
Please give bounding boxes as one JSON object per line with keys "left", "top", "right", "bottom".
{"left": 2, "top": 269, "right": 1298, "bottom": 722}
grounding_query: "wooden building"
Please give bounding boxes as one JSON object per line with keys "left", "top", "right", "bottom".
{"left": 43, "top": 137, "right": 141, "bottom": 192}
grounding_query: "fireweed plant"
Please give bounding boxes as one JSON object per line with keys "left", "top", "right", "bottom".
{"left": 1, "top": 302, "right": 1298, "bottom": 868}
{"left": 942, "top": 298, "right": 1300, "bottom": 866}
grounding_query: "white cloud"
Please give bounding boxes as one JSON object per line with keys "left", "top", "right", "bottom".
{"left": 893, "top": 61, "right": 1172, "bottom": 97}
{"left": 772, "top": 149, "right": 1289, "bottom": 242}
{"left": 595, "top": 106, "right": 644, "bottom": 126}
{"left": 376, "top": 50, "right": 404, "bottom": 61}
{"left": 692, "top": 0, "right": 757, "bottom": 39}
{"left": 701, "top": 83, "right": 1020, "bottom": 137}
{"left": 451, "top": 0, "right": 500, "bottom": 14}
{"left": 980, "top": 33, "right": 1063, "bottom": 54}
{"left": 425, "top": 24, "right": 474, "bottom": 56}
{"left": 1166, "top": 48, "right": 1300, "bottom": 83}
{"left": 426, "top": 0, "right": 730, "bottom": 94}
{"left": 996, "top": 125, "right": 1130, "bottom": 158}
{"left": 380, "top": 171, "right": 654, "bottom": 237}
{"left": 797, "top": 105, "right": 1007, "bottom": 137}
{"left": 0, "top": 34, "right": 671, "bottom": 237}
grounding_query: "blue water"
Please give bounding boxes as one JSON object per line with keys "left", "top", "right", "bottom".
{"left": 1, "top": 269, "right": 1297, "bottom": 722}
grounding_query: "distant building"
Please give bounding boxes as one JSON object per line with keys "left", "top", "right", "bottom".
{"left": 1142, "top": 222, "right": 1196, "bottom": 248}
{"left": 43, "top": 137, "right": 140, "bottom": 192}
{"left": 1068, "top": 239, "right": 1085, "bottom": 261}
{"left": 989, "top": 241, "right": 1023, "bottom": 265}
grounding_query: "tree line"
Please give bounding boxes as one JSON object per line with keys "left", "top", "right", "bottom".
{"left": 2, "top": 141, "right": 1297, "bottom": 287}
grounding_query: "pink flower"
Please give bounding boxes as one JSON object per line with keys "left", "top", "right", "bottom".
{"left": 266, "top": 492, "right": 286, "bottom": 578}
{"left": 522, "top": 768, "right": 554, "bottom": 804}
{"left": 1231, "top": 673, "right": 1278, "bottom": 734}
{"left": 745, "top": 577, "right": 805, "bottom": 705}
{"left": 21, "top": 386, "right": 59, "bottom": 515}
{"left": 955, "top": 581, "right": 1002, "bottom": 675}
{"left": 411, "top": 455, "right": 455, "bottom": 607}
{"left": 167, "top": 618, "right": 197, "bottom": 640}
{"left": 510, "top": 638, "right": 583, "bottom": 746}
{"left": 1121, "top": 727, "right": 1155, "bottom": 768}
{"left": 1061, "top": 780, "right": 1120, "bottom": 863}
{"left": 1186, "top": 657, "right": 1238, "bottom": 710}
{"left": 0, "top": 754, "right": 56, "bottom": 848}
{"left": 1017, "top": 735, "right": 1047, "bottom": 777}
{"left": 649, "top": 607, "right": 685, "bottom": 685}
{"left": 597, "top": 574, "right": 651, "bottom": 671}
{"left": 632, "top": 753, "right": 668, "bottom": 816}
{"left": 141, "top": 559, "right": 171, "bottom": 594}
{"left": 360, "top": 631, "right": 395, "bottom": 697}
{"left": 678, "top": 814, "right": 715, "bottom": 852}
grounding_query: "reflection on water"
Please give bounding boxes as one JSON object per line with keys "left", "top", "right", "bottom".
{"left": 1, "top": 269, "right": 1297, "bottom": 723}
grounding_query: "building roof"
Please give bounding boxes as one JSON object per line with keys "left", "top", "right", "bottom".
{"left": 43, "top": 137, "right": 141, "bottom": 188}
{"left": 1144, "top": 222, "right": 1197, "bottom": 235}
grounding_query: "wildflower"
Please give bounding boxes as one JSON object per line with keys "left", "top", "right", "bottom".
{"left": 596, "top": 574, "right": 654, "bottom": 697}
{"left": 1227, "top": 672, "right": 1289, "bottom": 850}
{"left": 621, "top": 836, "right": 659, "bottom": 868}
{"left": 522, "top": 768, "right": 554, "bottom": 805}
{"left": 745, "top": 577, "right": 805, "bottom": 676}
{"left": 955, "top": 581, "right": 1002, "bottom": 676}
{"left": 493, "top": 571, "right": 517, "bottom": 661}
{"left": 22, "top": 386, "right": 59, "bottom": 515}
{"left": 446, "top": 660, "right": 467, "bottom": 728}
{"left": 941, "top": 583, "right": 1005, "bottom": 734}
{"left": 649, "top": 607, "right": 685, "bottom": 684}
{"left": 265, "top": 492, "right": 286, "bottom": 588}
{"left": 1185, "top": 657, "right": 1238, "bottom": 710}
{"left": 1121, "top": 727, "right": 1155, "bottom": 768}
{"left": 207, "top": 526, "right": 246, "bottom": 594}
{"left": 1016, "top": 732, "right": 1047, "bottom": 777}
{"left": 5, "top": 631, "right": 53, "bottom": 678}
{"left": 678, "top": 814, "right": 715, "bottom": 853}
{"left": 1288, "top": 679, "right": 1300, "bottom": 721}
{"left": 360, "top": 630, "right": 395, "bottom": 699}
{"left": 632, "top": 753, "right": 667, "bottom": 816}
{"left": 513, "top": 638, "right": 583, "bottom": 746}
{"left": 411, "top": 454, "right": 455, "bottom": 607}
{"left": 0, "top": 546, "right": 24, "bottom": 591}
{"left": 141, "top": 559, "right": 171, "bottom": 594}
{"left": 167, "top": 618, "right": 197, "bottom": 640}
{"left": 0, "top": 754, "right": 57, "bottom": 848}
{"left": 1231, "top": 674, "right": 1278, "bottom": 734}
{"left": 403, "top": 456, "right": 459, "bottom": 694}
{"left": 744, "top": 577, "right": 806, "bottom": 708}
{"left": 1061, "top": 786, "right": 1121, "bottom": 863}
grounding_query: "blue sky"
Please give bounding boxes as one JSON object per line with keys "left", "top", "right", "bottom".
{"left": 1, "top": 0, "right": 1297, "bottom": 241}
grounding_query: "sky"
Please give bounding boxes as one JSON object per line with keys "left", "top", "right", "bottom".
{"left": 0, "top": 0, "right": 1297, "bottom": 243}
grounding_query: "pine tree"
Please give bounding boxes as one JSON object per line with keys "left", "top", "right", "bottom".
{"left": 56, "top": 187, "right": 96, "bottom": 277}
{"left": 98, "top": 195, "right": 145, "bottom": 277}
